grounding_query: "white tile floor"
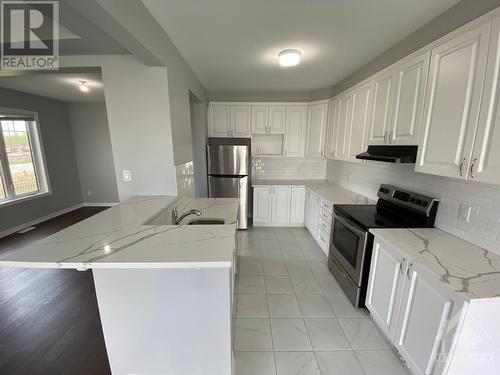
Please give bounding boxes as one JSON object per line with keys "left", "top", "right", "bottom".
{"left": 234, "top": 226, "right": 410, "bottom": 375}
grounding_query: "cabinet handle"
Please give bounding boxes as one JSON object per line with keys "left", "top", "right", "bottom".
{"left": 459, "top": 158, "right": 466, "bottom": 177}
{"left": 470, "top": 158, "right": 478, "bottom": 179}
{"left": 383, "top": 131, "right": 387, "bottom": 144}
{"left": 399, "top": 257, "right": 405, "bottom": 274}
{"left": 388, "top": 130, "right": 393, "bottom": 144}
{"left": 406, "top": 263, "right": 412, "bottom": 280}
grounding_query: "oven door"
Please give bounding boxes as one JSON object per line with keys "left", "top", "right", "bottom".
{"left": 329, "top": 213, "right": 368, "bottom": 286}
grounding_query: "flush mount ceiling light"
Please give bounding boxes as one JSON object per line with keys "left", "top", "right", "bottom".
{"left": 78, "top": 80, "right": 89, "bottom": 93}
{"left": 278, "top": 49, "right": 301, "bottom": 67}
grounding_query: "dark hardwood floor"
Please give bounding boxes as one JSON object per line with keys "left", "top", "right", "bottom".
{"left": 0, "top": 207, "right": 111, "bottom": 374}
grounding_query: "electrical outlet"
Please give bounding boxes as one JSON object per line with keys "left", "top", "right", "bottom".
{"left": 87, "top": 190, "right": 92, "bottom": 196}
{"left": 458, "top": 204, "right": 471, "bottom": 222}
{"left": 122, "top": 170, "right": 132, "bottom": 182}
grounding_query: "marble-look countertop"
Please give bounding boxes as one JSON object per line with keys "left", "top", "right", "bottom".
{"left": 252, "top": 179, "right": 373, "bottom": 205}
{"left": 0, "top": 197, "right": 240, "bottom": 270}
{"left": 370, "top": 228, "right": 500, "bottom": 300}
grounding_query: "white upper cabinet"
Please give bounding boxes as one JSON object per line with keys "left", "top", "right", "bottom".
{"left": 471, "top": 16, "right": 500, "bottom": 185}
{"left": 208, "top": 105, "right": 251, "bottom": 137}
{"left": 366, "top": 238, "right": 407, "bottom": 341}
{"left": 285, "top": 106, "right": 307, "bottom": 157}
{"left": 325, "top": 98, "right": 339, "bottom": 159}
{"left": 346, "top": 80, "right": 373, "bottom": 162}
{"left": 368, "top": 52, "right": 430, "bottom": 146}
{"left": 269, "top": 106, "right": 286, "bottom": 134}
{"left": 230, "top": 106, "right": 252, "bottom": 137}
{"left": 390, "top": 52, "right": 430, "bottom": 145}
{"left": 208, "top": 106, "right": 231, "bottom": 137}
{"left": 369, "top": 72, "right": 395, "bottom": 145}
{"left": 335, "top": 91, "right": 353, "bottom": 161}
{"left": 251, "top": 106, "right": 268, "bottom": 134}
{"left": 251, "top": 106, "right": 286, "bottom": 134}
{"left": 415, "top": 22, "right": 491, "bottom": 179}
{"left": 305, "top": 102, "right": 329, "bottom": 158}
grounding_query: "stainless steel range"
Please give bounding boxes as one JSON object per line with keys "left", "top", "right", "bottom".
{"left": 328, "top": 184, "right": 439, "bottom": 307}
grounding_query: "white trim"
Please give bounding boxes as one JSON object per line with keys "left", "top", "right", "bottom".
{"left": 0, "top": 191, "right": 51, "bottom": 208}
{"left": 0, "top": 203, "right": 83, "bottom": 239}
{"left": 82, "top": 202, "right": 118, "bottom": 207}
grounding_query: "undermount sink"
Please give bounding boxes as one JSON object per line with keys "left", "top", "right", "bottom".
{"left": 187, "top": 218, "right": 225, "bottom": 225}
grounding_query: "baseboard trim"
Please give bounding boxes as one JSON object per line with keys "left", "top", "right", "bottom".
{"left": 0, "top": 203, "right": 84, "bottom": 239}
{"left": 82, "top": 202, "right": 118, "bottom": 207}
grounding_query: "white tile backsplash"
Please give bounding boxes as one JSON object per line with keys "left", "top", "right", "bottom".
{"left": 326, "top": 159, "right": 500, "bottom": 255}
{"left": 176, "top": 161, "right": 194, "bottom": 197}
{"left": 252, "top": 157, "right": 326, "bottom": 180}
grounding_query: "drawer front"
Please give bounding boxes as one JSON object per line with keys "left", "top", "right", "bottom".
{"left": 319, "top": 207, "right": 332, "bottom": 224}
{"left": 319, "top": 198, "right": 333, "bottom": 214}
{"left": 317, "top": 227, "right": 331, "bottom": 255}
{"left": 318, "top": 216, "right": 331, "bottom": 234}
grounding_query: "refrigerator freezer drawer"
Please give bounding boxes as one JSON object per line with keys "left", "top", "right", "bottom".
{"left": 208, "top": 175, "right": 248, "bottom": 229}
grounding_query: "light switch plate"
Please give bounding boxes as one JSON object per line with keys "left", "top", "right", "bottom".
{"left": 122, "top": 170, "right": 132, "bottom": 182}
{"left": 458, "top": 204, "right": 471, "bottom": 222}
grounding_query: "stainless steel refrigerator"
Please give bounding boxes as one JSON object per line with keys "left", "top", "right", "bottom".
{"left": 207, "top": 138, "right": 250, "bottom": 229}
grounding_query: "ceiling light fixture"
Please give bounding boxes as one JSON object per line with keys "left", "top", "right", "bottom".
{"left": 278, "top": 49, "right": 301, "bottom": 67}
{"left": 78, "top": 80, "right": 89, "bottom": 93}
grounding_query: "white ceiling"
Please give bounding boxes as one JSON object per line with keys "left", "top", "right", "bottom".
{"left": 142, "top": 0, "right": 460, "bottom": 92}
{"left": 0, "top": 73, "right": 105, "bottom": 102}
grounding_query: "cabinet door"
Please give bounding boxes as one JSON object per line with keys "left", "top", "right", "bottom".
{"left": 390, "top": 52, "right": 430, "bottom": 145}
{"left": 251, "top": 106, "right": 268, "bottom": 134}
{"left": 231, "top": 106, "right": 252, "bottom": 137}
{"left": 290, "top": 187, "right": 306, "bottom": 224}
{"left": 416, "top": 23, "right": 490, "bottom": 179}
{"left": 366, "top": 238, "right": 407, "bottom": 341}
{"left": 271, "top": 187, "right": 291, "bottom": 224}
{"left": 325, "top": 98, "right": 340, "bottom": 159}
{"left": 335, "top": 92, "right": 353, "bottom": 160}
{"left": 472, "top": 17, "right": 500, "bottom": 185}
{"left": 306, "top": 191, "right": 320, "bottom": 237}
{"left": 208, "top": 106, "right": 230, "bottom": 137}
{"left": 346, "top": 81, "right": 373, "bottom": 162}
{"left": 394, "top": 263, "right": 464, "bottom": 375}
{"left": 305, "top": 103, "right": 328, "bottom": 158}
{"left": 253, "top": 187, "right": 272, "bottom": 224}
{"left": 269, "top": 106, "right": 286, "bottom": 134}
{"left": 369, "top": 71, "right": 395, "bottom": 145}
{"left": 285, "top": 106, "right": 307, "bottom": 157}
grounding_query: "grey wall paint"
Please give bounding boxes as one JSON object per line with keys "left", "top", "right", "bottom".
{"left": 0, "top": 88, "right": 82, "bottom": 233}
{"left": 189, "top": 94, "right": 208, "bottom": 197}
{"left": 66, "top": 0, "right": 208, "bottom": 166}
{"left": 207, "top": 90, "right": 313, "bottom": 103}
{"left": 329, "top": 0, "right": 500, "bottom": 96}
{"left": 68, "top": 102, "right": 119, "bottom": 204}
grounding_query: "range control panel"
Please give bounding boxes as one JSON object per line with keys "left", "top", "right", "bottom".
{"left": 377, "top": 184, "right": 438, "bottom": 216}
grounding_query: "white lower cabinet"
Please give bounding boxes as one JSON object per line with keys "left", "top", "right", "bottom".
{"left": 366, "top": 238, "right": 407, "bottom": 341}
{"left": 304, "top": 189, "right": 320, "bottom": 235}
{"left": 367, "top": 236, "right": 466, "bottom": 375}
{"left": 253, "top": 186, "right": 305, "bottom": 226}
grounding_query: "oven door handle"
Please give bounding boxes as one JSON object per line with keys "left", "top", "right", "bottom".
{"left": 333, "top": 213, "right": 367, "bottom": 238}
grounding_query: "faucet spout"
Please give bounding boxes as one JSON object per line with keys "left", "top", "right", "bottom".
{"left": 172, "top": 207, "right": 202, "bottom": 225}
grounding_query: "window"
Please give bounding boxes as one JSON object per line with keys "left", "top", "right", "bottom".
{"left": 0, "top": 111, "right": 49, "bottom": 205}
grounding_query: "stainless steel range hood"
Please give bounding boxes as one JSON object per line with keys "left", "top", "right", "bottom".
{"left": 356, "top": 145, "right": 418, "bottom": 163}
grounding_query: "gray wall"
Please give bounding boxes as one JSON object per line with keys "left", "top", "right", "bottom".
{"left": 68, "top": 102, "right": 119, "bottom": 204}
{"left": 65, "top": 0, "right": 208, "bottom": 166}
{"left": 0, "top": 88, "right": 82, "bottom": 233}
{"left": 329, "top": 0, "right": 500, "bottom": 96}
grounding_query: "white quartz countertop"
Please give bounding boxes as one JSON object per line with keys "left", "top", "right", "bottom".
{"left": 0, "top": 197, "right": 240, "bottom": 270}
{"left": 252, "top": 179, "right": 373, "bottom": 205}
{"left": 370, "top": 228, "right": 500, "bottom": 300}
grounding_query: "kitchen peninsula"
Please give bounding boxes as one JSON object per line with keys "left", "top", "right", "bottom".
{"left": 0, "top": 197, "right": 240, "bottom": 375}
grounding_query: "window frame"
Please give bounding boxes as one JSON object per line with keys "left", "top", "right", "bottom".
{"left": 0, "top": 107, "right": 51, "bottom": 207}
